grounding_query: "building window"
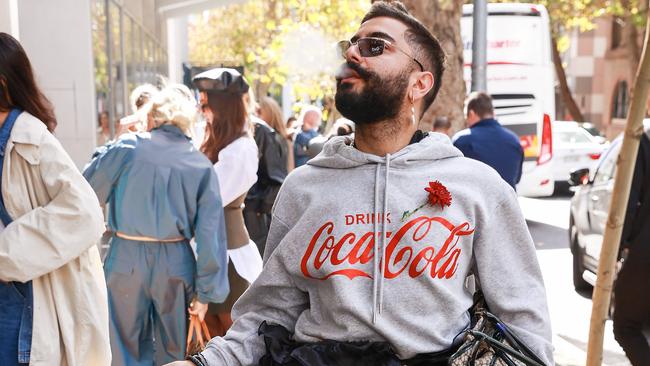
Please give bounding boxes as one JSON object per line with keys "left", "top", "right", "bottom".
{"left": 90, "top": 0, "right": 167, "bottom": 145}
{"left": 91, "top": 0, "right": 110, "bottom": 145}
{"left": 109, "top": 1, "right": 125, "bottom": 119}
{"left": 611, "top": 80, "right": 629, "bottom": 119}
{"left": 611, "top": 17, "right": 624, "bottom": 50}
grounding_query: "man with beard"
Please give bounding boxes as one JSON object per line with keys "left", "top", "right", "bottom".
{"left": 168, "top": 2, "right": 553, "bottom": 366}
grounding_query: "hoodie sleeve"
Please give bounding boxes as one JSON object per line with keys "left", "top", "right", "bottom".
{"left": 200, "top": 247, "right": 309, "bottom": 365}
{"left": 473, "top": 190, "right": 554, "bottom": 366}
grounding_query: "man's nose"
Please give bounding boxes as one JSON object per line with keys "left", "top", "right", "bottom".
{"left": 344, "top": 42, "right": 363, "bottom": 65}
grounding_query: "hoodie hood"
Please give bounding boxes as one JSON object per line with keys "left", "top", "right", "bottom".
{"left": 308, "top": 132, "right": 463, "bottom": 169}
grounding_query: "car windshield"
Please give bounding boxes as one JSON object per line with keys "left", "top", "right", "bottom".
{"left": 581, "top": 126, "right": 601, "bottom": 137}
{"left": 591, "top": 138, "right": 622, "bottom": 182}
{"left": 554, "top": 129, "right": 594, "bottom": 145}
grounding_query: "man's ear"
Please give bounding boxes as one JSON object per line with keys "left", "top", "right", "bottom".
{"left": 411, "top": 71, "right": 434, "bottom": 102}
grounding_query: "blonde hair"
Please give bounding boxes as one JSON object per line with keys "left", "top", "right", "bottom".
{"left": 259, "top": 96, "right": 289, "bottom": 139}
{"left": 147, "top": 84, "right": 197, "bottom": 136}
{"left": 129, "top": 84, "right": 159, "bottom": 113}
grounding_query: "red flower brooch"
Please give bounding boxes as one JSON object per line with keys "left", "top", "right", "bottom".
{"left": 401, "top": 180, "right": 452, "bottom": 221}
{"left": 425, "top": 181, "right": 453, "bottom": 209}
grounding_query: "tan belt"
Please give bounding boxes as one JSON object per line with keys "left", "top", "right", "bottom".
{"left": 224, "top": 193, "right": 251, "bottom": 250}
{"left": 115, "top": 231, "right": 185, "bottom": 243}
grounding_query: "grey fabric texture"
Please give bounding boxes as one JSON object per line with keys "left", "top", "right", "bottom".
{"left": 201, "top": 133, "right": 554, "bottom": 366}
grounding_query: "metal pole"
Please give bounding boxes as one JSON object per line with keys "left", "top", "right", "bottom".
{"left": 471, "top": 0, "right": 487, "bottom": 92}
{"left": 120, "top": 6, "right": 129, "bottom": 116}
{"left": 105, "top": 0, "right": 115, "bottom": 139}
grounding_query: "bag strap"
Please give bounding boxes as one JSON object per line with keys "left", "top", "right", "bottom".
{"left": 200, "top": 319, "right": 212, "bottom": 341}
{"left": 186, "top": 315, "right": 213, "bottom": 355}
{"left": 186, "top": 315, "right": 198, "bottom": 354}
{"left": 484, "top": 312, "right": 547, "bottom": 366}
{"left": 468, "top": 330, "right": 545, "bottom": 366}
{"left": 468, "top": 290, "right": 547, "bottom": 366}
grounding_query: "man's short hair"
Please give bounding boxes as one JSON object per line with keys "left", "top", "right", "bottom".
{"left": 361, "top": 1, "right": 446, "bottom": 116}
{"left": 433, "top": 116, "right": 450, "bottom": 130}
{"left": 466, "top": 92, "right": 494, "bottom": 118}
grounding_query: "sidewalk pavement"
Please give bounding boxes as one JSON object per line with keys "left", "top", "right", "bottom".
{"left": 553, "top": 333, "right": 631, "bottom": 366}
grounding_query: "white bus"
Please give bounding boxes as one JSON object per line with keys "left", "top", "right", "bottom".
{"left": 461, "top": 3, "right": 555, "bottom": 197}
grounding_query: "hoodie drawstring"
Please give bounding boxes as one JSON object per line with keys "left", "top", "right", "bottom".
{"left": 372, "top": 153, "right": 391, "bottom": 324}
{"left": 379, "top": 153, "right": 390, "bottom": 315}
{"left": 372, "top": 163, "right": 381, "bottom": 324}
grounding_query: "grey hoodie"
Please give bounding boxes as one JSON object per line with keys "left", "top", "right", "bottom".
{"left": 201, "top": 132, "right": 554, "bottom": 365}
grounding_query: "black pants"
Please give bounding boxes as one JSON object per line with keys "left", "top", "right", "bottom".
{"left": 613, "top": 248, "right": 650, "bottom": 366}
{"left": 244, "top": 205, "right": 271, "bottom": 254}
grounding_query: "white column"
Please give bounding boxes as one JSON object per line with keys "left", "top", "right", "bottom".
{"left": 167, "top": 16, "right": 189, "bottom": 84}
{"left": 0, "top": 0, "right": 20, "bottom": 37}
{"left": 15, "top": 0, "right": 97, "bottom": 169}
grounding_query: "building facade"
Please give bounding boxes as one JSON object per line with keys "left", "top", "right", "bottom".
{"left": 563, "top": 15, "right": 645, "bottom": 139}
{"left": 0, "top": 0, "right": 229, "bottom": 167}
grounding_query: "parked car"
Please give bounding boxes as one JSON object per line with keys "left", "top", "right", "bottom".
{"left": 579, "top": 122, "right": 608, "bottom": 144}
{"left": 568, "top": 119, "right": 650, "bottom": 292}
{"left": 553, "top": 121, "right": 606, "bottom": 191}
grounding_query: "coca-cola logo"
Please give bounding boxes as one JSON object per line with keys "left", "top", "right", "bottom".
{"left": 300, "top": 215, "right": 474, "bottom": 281}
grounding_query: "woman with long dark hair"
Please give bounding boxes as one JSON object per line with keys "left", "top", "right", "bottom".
{"left": 0, "top": 32, "right": 109, "bottom": 365}
{"left": 194, "top": 68, "right": 263, "bottom": 336}
{"left": 257, "top": 96, "right": 294, "bottom": 172}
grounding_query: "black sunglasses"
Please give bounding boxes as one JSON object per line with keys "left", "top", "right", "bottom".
{"left": 337, "top": 37, "right": 424, "bottom": 72}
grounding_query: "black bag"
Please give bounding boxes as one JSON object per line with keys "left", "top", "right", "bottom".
{"left": 257, "top": 321, "right": 456, "bottom": 366}
{"left": 449, "top": 292, "right": 547, "bottom": 366}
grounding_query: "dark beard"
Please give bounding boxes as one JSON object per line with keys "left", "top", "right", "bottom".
{"left": 335, "top": 62, "right": 410, "bottom": 125}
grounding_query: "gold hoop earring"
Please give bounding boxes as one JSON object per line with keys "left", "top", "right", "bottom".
{"left": 411, "top": 99, "right": 417, "bottom": 126}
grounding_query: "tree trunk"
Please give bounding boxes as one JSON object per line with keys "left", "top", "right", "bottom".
{"left": 400, "top": 0, "right": 466, "bottom": 133}
{"left": 586, "top": 5, "right": 650, "bottom": 365}
{"left": 552, "top": 35, "right": 585, "bottom": 122}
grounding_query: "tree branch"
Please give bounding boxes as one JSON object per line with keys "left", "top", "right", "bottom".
{"left": 552, "top": 35, "right": 586, "bottom": 122}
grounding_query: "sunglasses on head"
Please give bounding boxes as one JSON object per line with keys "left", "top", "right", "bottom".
{"left": 336, "top": 37, "right": 424, "bottom": 72}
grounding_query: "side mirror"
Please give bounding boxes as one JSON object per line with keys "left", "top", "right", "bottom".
{"left": 569, "top": 168, "right": 590, "bottom": 186}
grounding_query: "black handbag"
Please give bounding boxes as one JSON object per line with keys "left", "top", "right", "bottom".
{"left": 448, "top": 292, "right": 547, "bottom": 366}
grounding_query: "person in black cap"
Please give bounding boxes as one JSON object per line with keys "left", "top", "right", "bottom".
{"left": 193, "top": 68, "right": 263, "bottom": 336}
